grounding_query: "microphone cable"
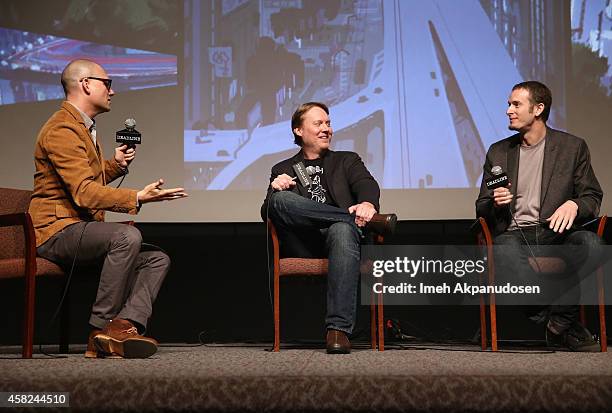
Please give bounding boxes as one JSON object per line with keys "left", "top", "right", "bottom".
{"left": 265, "top": 197, "right": 274, "bottom": 317}
{"left": 505, "top": 206, "right": 543, "bottom": 273}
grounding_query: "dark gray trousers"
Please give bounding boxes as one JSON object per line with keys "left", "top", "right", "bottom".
{"left": 37, "top": 222, "right": 169, "bottom": 330}
{"left": 494, "top": 226, "right": 604, "bottom": 333}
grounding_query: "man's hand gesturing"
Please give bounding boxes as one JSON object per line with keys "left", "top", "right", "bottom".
{"left": 137, "top": 179, "right": 188, "bottom": 204}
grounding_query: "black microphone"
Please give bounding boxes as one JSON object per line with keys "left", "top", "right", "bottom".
{"left": 485, "top": 165, "right": 509, "bottom": 190}
{"left": 116, "top": 118, "right": 142, "bottom": 149}
{"left": 292, "top": 162, "right": 314, "bottom": 187}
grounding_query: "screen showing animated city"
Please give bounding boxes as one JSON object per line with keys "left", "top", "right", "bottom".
{"left": 1, "top": 0, "right": 611, "bottom": 193}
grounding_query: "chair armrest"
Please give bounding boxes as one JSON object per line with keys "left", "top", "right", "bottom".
{"left": 0, "top": 211, "right": 37, "bottom": 273}
{"left": 0, "top": 212, "right": 30, "bottom": 228}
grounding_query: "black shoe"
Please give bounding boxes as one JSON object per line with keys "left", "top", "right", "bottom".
{"left": 545, "top": 326, "right": 565, "bottom": 349}
{"left": 326, "top": 330, "right": 351, "bottom": 354}
{"left": 546, "top": 324, "right": 600, "bottom": 352}
{"left": 366, "top": 213, "right": 397, "bottom": 237}
{"left": 566, "top": 323, "right": 601, "bottom": 352}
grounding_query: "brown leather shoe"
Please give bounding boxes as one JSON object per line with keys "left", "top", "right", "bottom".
{"left": 85, "top": 329, "right": 122, "bottom": 359}
{"left": 326, "top": 329, "right": 351, "bottom": 354}
{"left": 94, "top": 319, "right": 158, "bottom": 359}
{"left": 366, "top": 213, "right": 397, "bottom": 237}
{"left": 84, "top": 329, "right": 102, "bottom": 358}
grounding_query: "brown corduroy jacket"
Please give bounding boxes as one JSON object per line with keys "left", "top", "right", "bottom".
{"left": 29, "top": 101, "right": 138, "bottom": 247}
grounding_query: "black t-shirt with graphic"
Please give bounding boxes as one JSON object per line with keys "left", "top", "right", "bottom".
{"left": 303, "top": 158, "right": 336, "bottom": 206}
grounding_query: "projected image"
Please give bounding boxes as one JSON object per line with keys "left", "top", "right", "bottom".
{"left": 0, "top": 27, "right": 178, "bottom": 106}
{"left": 571, "top": 0, "right": 612, "bottom": 91}
{"left": 184, "top": 0, "right": 569, "bottom": 191}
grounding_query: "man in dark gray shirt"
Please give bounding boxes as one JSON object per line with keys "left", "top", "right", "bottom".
{"left": 476, "top": 81, "right": 604, "bottom": 351}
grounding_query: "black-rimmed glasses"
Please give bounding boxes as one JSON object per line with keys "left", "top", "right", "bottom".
{"left": 80, "top": 76, "right": 112, "bottom": 91}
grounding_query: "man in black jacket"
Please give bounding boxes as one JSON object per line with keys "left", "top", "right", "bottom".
{"left": 262, "top": 102, "right": 395, "bottom": 354}
{"left": 476, "top": 81, "right": 604, "bottom": 351}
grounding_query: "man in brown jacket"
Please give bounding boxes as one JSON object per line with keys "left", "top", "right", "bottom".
{"left": 30, "top": 59, "right": 187, "bottom": 359}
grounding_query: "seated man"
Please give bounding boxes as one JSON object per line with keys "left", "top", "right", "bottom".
{"left": 262, "top": 102, "right": 396, "bottom": 354}
{"left": 30, "top": 59, "right": 187, "bottom": 358}
{"left": 476, "top": 81, "right": 604, "bottom": 351}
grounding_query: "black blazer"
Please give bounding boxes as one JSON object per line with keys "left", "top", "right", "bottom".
{"left": 476, "top": 127, "right": 603, "bottom": 236}
{"left": 261, "top": 150, "right": 380, "bottom": 220}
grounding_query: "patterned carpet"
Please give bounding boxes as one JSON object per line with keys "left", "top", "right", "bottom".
{"left": 1, "top": 344, "right": 612, "bottom": 412}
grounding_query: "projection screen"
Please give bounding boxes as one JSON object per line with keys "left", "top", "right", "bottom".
{"left": 1, "top": 0, "right": 610, "bottom": 222}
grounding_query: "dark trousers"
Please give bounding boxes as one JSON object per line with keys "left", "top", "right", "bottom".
{"left": 494, "top": 226, "right": 604, "bottom": 333}
{"left": 267, "top": 191, "right": 361, "bottom": 334}
{"left": 37, "top": 222, "right": 170, "bottom": 330}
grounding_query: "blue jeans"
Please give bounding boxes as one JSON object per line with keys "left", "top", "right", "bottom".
{"left": 267, "top": 191, "right": 361, "bottom": 334}
{"left": 493, "top": 226, "right": 605, "bottom": 333}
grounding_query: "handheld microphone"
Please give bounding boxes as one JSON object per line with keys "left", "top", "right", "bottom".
{"left": 485, "top": 165, "right": 509, "bottom": 190}
{"left": 292, "top": 162, "right": 314, "bottom": 187}
{"left": 116, "top": 118, "right": 142, "bottom": 149}
{"left": 290, "top": 166, "right": 317, "bottom": 181}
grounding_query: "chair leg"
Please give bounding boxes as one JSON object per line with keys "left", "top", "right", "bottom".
{"left": 597, "top": 267, "right": 607, "bottom": 352}
{"left": 487, "top": 254, "right": 498, "bottom": 352}
{"left": 273, "top": 275, "right": 280, "bottom": 352}
{"left": 23, "top": 275, "right": 36, "bottom": 359}
{"left": 370, "top": 292, "right": 376, "bottom": 350}
{"left": 377, "top": 292, "right": 384, "bottom": 351}
{"left": 490, "top": 294, "right": 498, "bottom": 352}
{"left": 479, "top": 294, "right": 487, "bottom": 350}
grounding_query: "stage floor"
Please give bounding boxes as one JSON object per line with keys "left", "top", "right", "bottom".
{"left": 1, "top": 343, "right": 612, "bottom": 412}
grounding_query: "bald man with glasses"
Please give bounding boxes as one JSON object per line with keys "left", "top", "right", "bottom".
{"left": 29, "top": 59, "right": 187, "bottom": 359}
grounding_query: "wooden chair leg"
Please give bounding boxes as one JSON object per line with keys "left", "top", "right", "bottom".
{"left": 487, "top": 248, "right": 498, "bottom": 352}
{"left": 273, "top": 275, "right": 280, "bottom": 352}
{"left": 377, "top": 292, "right": 384, "bottom": 351}
{"left": 370, "top": 292, "right": 376, "bottom": 350}
{"left": 479, "top": 293, "right": 487, "bottom": 350}
{"left": 490, "top": 294, "right": 498, "bottom": 352}
{"left": 597, "top": 266, "right": 607, "bottom": 352}
{"left": 23, "top": 274, "right": 36, "bottom": 358}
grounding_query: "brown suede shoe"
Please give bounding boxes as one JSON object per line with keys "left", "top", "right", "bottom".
{"left": 326, "top": 329, "right": 351, "bottom": 354}
{"left": 84, "top": 329, "right": 102, "bottom": 358}
{"left": 94, "top": 319, "right": 158, "bottom": 359}
{"left": 366, "top": 213, "right": 397, "bottom": 237}
{"left": 85, "top": 329, "right": 122, "bottom": 359}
